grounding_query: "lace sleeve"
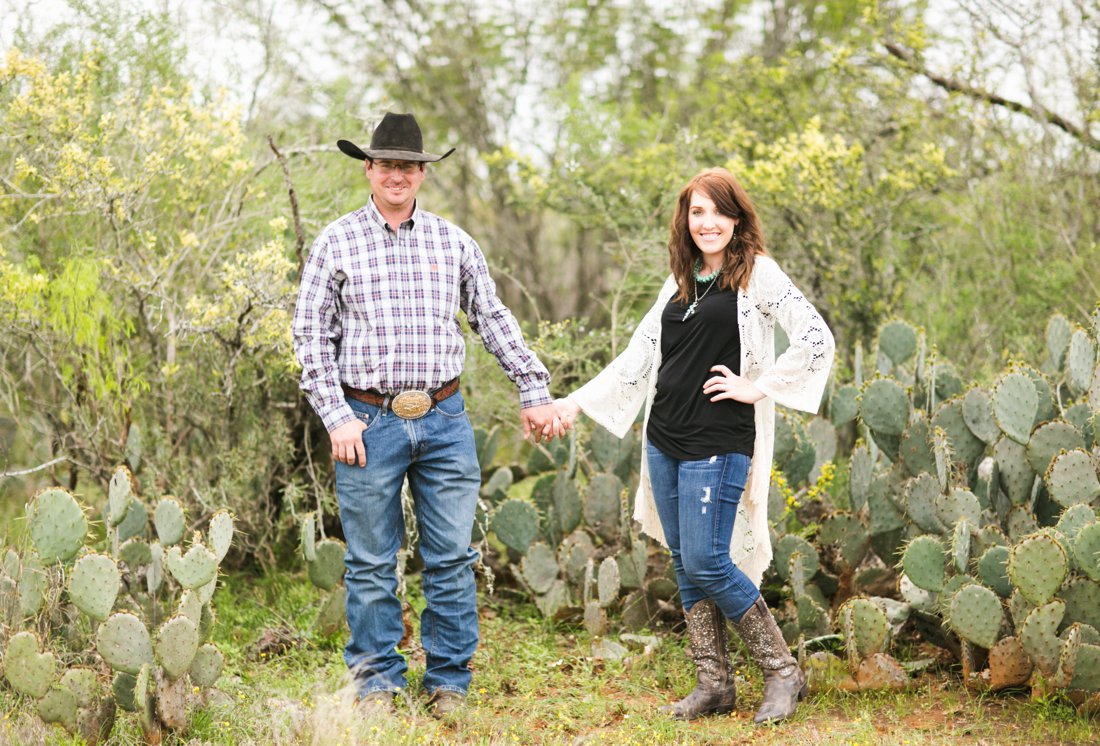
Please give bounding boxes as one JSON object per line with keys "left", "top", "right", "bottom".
{"left": 570, "top": 278, "right": 674, "bottom": 438}
{"left": 751, "top": 258, "right": 835, "bottom": 413}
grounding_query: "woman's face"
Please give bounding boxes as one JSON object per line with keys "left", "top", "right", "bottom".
{"left": 688, "top": 190, "right": 738, "bottom": 267}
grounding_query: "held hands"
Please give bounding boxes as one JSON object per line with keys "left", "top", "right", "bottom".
{"left": 703, "top": 364, "right": 766, "bottom": 404}
{"left": 521, "top": 397, "right": 582, "bottom": 443}
{"left": 330, "top": 418, "right": 368, "bottom": 467}
{"left": 521, "top": 402, "right": 567, "bottom": 443}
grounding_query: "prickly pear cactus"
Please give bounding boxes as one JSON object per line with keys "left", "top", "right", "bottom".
{"left": 2, "top": 469, "right": 232, "bottom": 740}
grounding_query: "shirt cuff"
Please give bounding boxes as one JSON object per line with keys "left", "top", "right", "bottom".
{"left": 518, "top": 385, "right": 553, "bottom": 409}
{"left": 320, "top": 403, "right": 358, "bottom": 433}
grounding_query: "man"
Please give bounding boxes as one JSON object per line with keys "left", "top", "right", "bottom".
{"left": 292, "top": 112, "right": 562, "bottom": 718}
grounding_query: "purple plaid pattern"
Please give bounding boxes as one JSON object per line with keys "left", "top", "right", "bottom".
{"left": 293, "top": 198, "right": 552, "bottom": 431}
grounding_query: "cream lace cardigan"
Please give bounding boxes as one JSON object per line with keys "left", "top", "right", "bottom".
{"left": 570, "top": 255, "right": 835, "bottom": 587}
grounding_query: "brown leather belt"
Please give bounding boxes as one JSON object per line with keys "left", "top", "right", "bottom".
{"left": 342, "top": 377, "right": 460, "bottom": 420}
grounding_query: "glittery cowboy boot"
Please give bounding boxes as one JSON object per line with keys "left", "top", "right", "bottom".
{"left": 731, "top": 596, "right": 807, "bottom": 724}
{"left": 659, "top": 599, "right": 735, "bottom": 720}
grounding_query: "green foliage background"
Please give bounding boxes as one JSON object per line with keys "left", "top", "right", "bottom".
{"left": 1, "top": 0, "right": 1097, "bottom": 565}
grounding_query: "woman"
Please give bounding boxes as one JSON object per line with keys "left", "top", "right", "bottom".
{"left": 556, "top": 167, "right": 834, "bottom": 724}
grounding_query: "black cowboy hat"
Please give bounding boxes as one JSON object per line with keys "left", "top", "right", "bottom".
{"left": 337, "top": 112, "right": 454, "bottom": 163}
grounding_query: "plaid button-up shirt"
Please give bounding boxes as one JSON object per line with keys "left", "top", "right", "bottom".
{"left": 293, "top": 198, "right": 552, "bottom": 432}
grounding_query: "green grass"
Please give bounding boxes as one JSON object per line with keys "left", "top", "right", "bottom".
{"left": 2, "top": 571, "right": 1098, "bottom": 745}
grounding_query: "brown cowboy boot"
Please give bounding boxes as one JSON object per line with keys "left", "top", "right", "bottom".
{"left": 731, "top": 596, "right": 807, "bottom": 724}
{"left": 659, "top": 599, "right": 735, "bottom": 720}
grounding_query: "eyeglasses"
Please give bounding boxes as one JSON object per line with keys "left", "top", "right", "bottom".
{"left": 372, "top": 160, "right": 422, "bottom": 175}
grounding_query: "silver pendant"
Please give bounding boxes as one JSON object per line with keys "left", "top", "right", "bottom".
{"left": 682, "top": 302, "right": 697, "bottom": 321}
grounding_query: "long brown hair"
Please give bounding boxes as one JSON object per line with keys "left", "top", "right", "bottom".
{"left": 668, "top": 167, "right": 767, "bottom": 303}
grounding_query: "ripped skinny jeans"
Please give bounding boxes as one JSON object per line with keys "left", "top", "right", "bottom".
{"left": 646, "top": 440, "right": 759, "bottom": 622}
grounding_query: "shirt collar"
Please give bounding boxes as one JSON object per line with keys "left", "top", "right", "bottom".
{"left": 366, "top": 196, "right": 420, "bottom": 232}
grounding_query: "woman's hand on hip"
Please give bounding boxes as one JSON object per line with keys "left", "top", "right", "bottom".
{"left": 703, "top": 365, "right": 765, "bottom": 404}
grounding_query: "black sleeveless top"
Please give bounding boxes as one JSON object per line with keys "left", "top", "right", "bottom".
{"left": 646, "top": 281, "right": 756, "bottom": 460}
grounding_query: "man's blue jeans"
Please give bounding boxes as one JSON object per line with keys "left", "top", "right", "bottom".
{"left": 646, "top": 441, "right": 759, "bottom": 622}
{"left": 334, "top": 391, "right": 481, "bottom": 696}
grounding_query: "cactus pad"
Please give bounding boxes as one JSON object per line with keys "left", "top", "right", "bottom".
{"left": 830, "top": 384, "right": 859, "bottom": 426}
{"left": 59, "top": 667, "right": 96, "bottom": 707}
{"left": 4, "top": 631, "right": 56, "bottom": 698}
{"left": 859, "top": 378, "right": 910, "bottom": 447}
{"left": 1056, "top": 504, "right": 1097, "bottom": 541}
{"left": 38, "top": 685, "right": 78, "bottom": 728}
{"left": 520, "top": 542, "right": 560, "bottom": 594}
{"left": 899, "top": 414, "right": 936, "bottom": 477}
{"left": 616, "top": 541, "right": 648, "bottom": 590}
{"left": 1006, "top": 506, "right": 1040, "bottom": 542}
{"left": 166, "top": 542, "right": 218, "bottom": 589}
{"left": 849, "top": 441, "right": 875, "bottom": 512}
{"left": 931, "top": 399, "right": 985, "bottom": 468}
{"left": 878, "top": 319, "right": 919, "bottom": 365}
{"left": 107, "top": 466, "right": 136, "bottom": 528}
{"left": 951, "top": 519, "right": 973, "bottom": 574}
{"left": 977, "top": 545, "right": 1012, "bottom": 597}
{"left": 112, "top": 672, "right": 137, "bottom": 712}
{"left": 308, "top": 538, "right": 346, "bottom": 591}
{"left": 208, "top": 510, "right": 234, "bottom": 563}
{"left": 583, "top": 474, "right": 623, "bottom": 542}
{"left": 558, "top": 530, "right": 595, "bottom": 585}
{"left": 155, "top": 615, "right": 200, "bottom": 680}
{"left": 1073, "top": 522, "right": 1100, "bottom": 581}
{"left": 18, "top": 550, "right": 47, "bottom": 618}
{"left": 902, "top": 473, "right": 943, "bottom": 533}
{"left": 839, "top": 597, "right": 890, "bottom": 663}
{"left": 1027, "top": 421, "right": 1085, "bottom": 476}
{"left": 28, "top": 488, "right": 88, "bottom": 564}
{"left": 1045, "top": 449, "right": 1100, "bottom": 507}
{"left": 551, "top": 472, "right": 583, "bottom": 538}
{"left": 994, "top": 437, "right": 1035, "bottom": 506}
{"left": 935, "top": 489, "right": 981, "bottom": 530}
{"left": 96, "top": 612, "right": 154, "bottom": 674}
{"left": 1059, "top": 577, "right": 1100, "bottom": 631}
{"left": 1066, "top": 327, "right": 1096, "bottom": 396}
{"left": 992, "top": 371, "right": 1039, "bottom": 444}
{"left": 299, "top": 512, "right": 317, "bottom": 563}
{"left": 69, "top": 552, "right": 121, "bottom": 622}
{"left": 1019, "top": 600, "right": 1065, "bottom": 677}
{"left": 1045, "top": 314, "right": 1073, "bottom": 372}
{"left": 818, "top": 512, "right": 870, "bottom": 569}
{"left": 315, "top": 586, "right": 346, "bottom": 636}
{"left": 774, "top": 534, "right": 819, "bottom": 582}
{"left": 491, "top": 498, "right": 541, "bottom": 554}
{"left": 154, "top": 497, "right": 186, "bottom": 546}
{"left": 1008, "top": 533, "right": 1068, "bottom": 606}
{"left": 948, "top": 583, "right": 1003, "bottom": 649}
{"left": 534, "top": 579, "right": 571, "bottom": 618}
{"left": 962, "top": 387, "right": 999, "bottom": 444}
{"left": 901, "top": 535, "right": 946, "bottom": 592}
{"left": 597, "top": 556, "right": 621, "bottom": 608}
{"left": 190, "top": 643, "right": 224, "bottom": 688}
{"left": 116, "top": 499, "right": 148, "bottom": 543}
{"left": 988, "top": 636, "right": 1033, "bottom": 691}
{"left": 119, "top": 538, "right": 153, "bottom": 568}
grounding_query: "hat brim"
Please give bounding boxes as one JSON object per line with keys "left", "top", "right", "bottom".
{"left": 337, "top": 140, "right": 454, "bottom": 163}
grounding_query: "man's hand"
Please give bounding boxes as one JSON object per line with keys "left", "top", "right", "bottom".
{"left": 521, "top": 403, "right": 566, "bottom": 443}
{"left": 330, "top": 419, "right": 368, "bottom": 467}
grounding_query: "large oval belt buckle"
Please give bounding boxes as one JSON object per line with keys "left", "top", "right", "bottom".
{"left": 391, "top": 390, "right": 432, "bottom": 419}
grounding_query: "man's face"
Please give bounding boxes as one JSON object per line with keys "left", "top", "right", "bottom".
{"left": 366, "top": 159, "right": 426, "bottom": 214}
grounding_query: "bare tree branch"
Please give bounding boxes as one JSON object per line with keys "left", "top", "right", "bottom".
{"left": 883, "top": 41, "right": 1100, "bottom": 152}
{"left": 1, "top": 456, "right": 67, "bottom": 479}
{"left": 267, "top": 135, "right": 307, "bottom": 272}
